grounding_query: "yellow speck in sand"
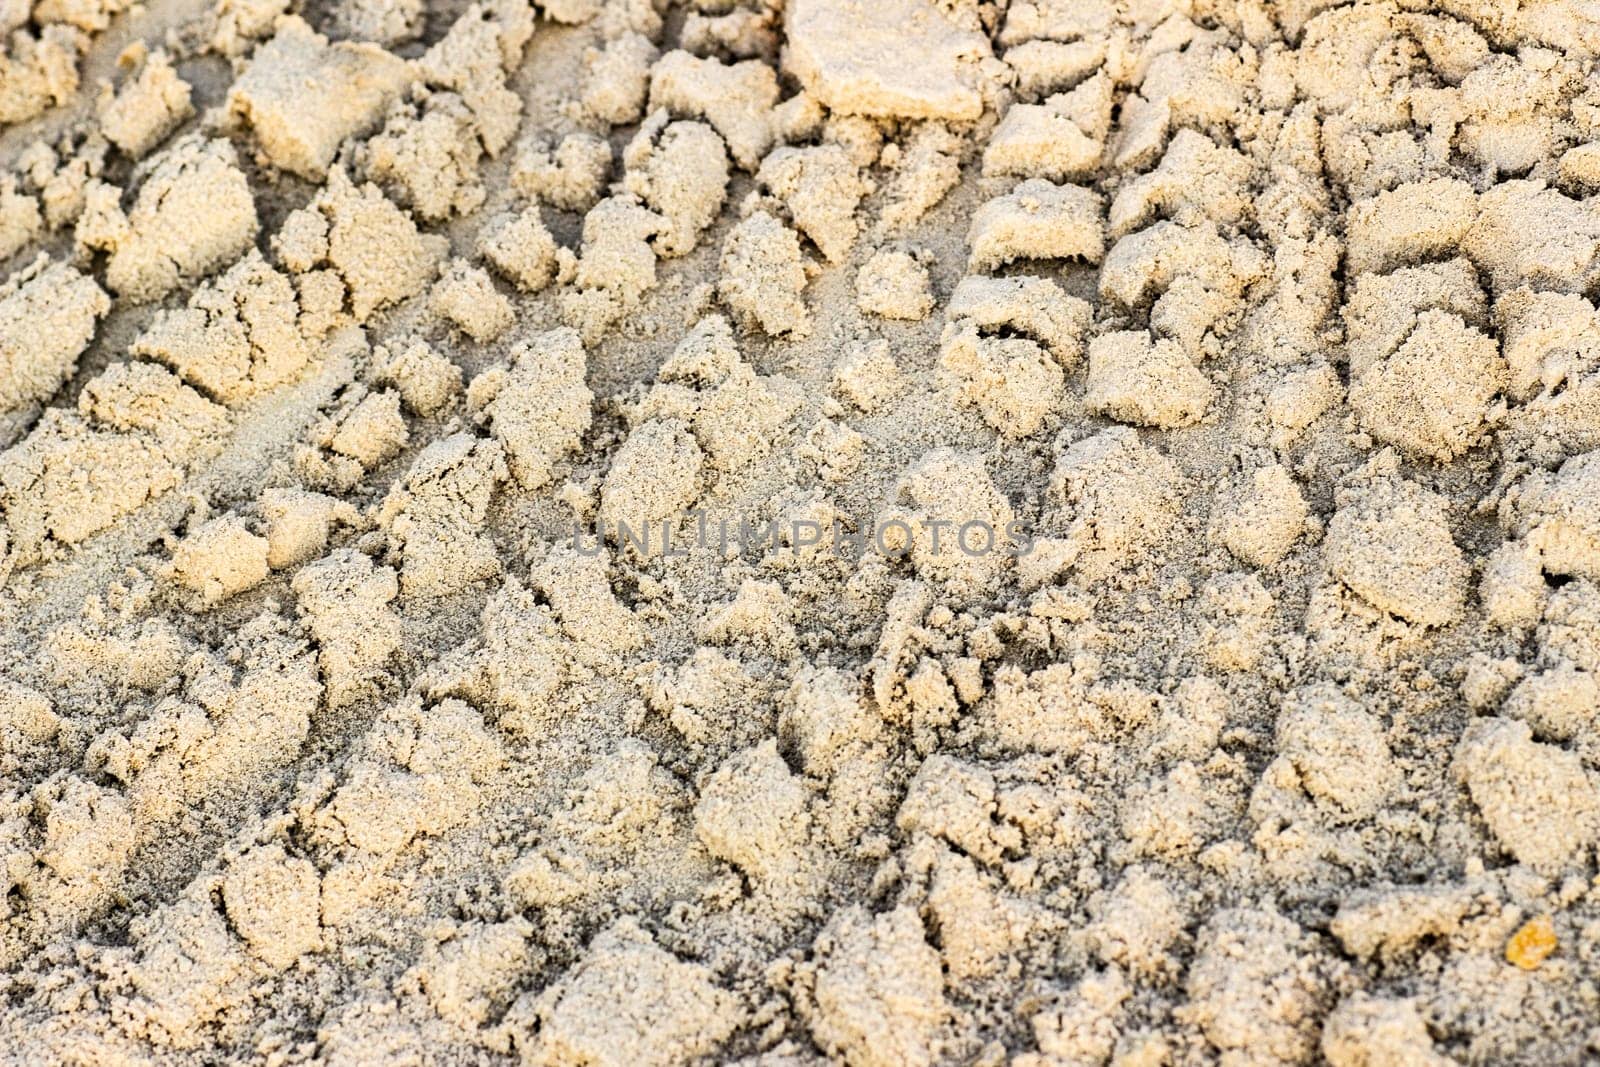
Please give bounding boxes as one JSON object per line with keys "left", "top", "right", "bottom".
{"left": 1506, "top": 915, "right": 1557, "bottom": 970}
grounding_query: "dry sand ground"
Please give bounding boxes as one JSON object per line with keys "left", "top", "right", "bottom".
{"left": 1, "top": 0, "right": 1600, "bottom": 1063}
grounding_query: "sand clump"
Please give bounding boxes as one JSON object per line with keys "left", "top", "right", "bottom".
{"left": 225, "top": 16, "right": 411, "bottom": 180}
{"left": 0, "top": 254, "right": 109, "bottom": 415}
{"left": 6, "top": 0, "right": 1600, "bottom": 1063}
{"left": 75, "top": 134, "right": 259, "bottom": 302}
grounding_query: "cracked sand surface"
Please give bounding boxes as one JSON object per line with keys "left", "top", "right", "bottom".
{"left": 2, "top": 0, "right": 1600, "bottom": 1063}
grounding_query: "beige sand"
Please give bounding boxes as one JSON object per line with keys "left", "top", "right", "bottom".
{"left": 2, "top": 0, "right": 1600, "bottom": 1063}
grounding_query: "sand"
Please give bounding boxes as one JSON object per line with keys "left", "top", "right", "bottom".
{"left": 1, "top": 0, "right": 1600, "bottom": 1063}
